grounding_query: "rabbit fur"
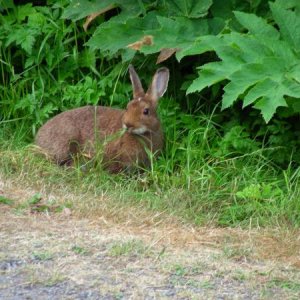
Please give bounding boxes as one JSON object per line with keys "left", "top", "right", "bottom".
{"left": 35, "top": 65, "right": 169, "bottom": 173}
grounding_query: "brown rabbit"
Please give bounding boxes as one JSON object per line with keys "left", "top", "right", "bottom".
{"left": 35, "top": 65, "right": 169, "bottom": 173}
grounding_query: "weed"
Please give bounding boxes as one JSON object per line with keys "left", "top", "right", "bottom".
{"left": 44, "top": 271, "right": 66, "bottom": 287}
{"left": 113, "top": 291, "right": 124, "bottom": 300}
{"left": 231, "top": 270, "right": 248, "bottom": 282}
{"left": 267, "top": 278, "right": 300, "bottom": 292}
{"left": 31, "top": 251, "right": 53, "bottom": 262}
{"left": 173, "top": 264, "right": 188, "bottom": 277}
{"left": 222, "top": 245, "right": 252, "bottom": 261}
{"left": 108, "top": 240, "right": 150, "bottom": 257}
{"left": 199, "top": 280, "right": 214, "bottom": 289}
{"left": 71, "top": 245, "right": 90, "bottom": 256}
{"left": 2, "top": 2, "right": 300, "bottom": 229}
{"left": 0, "top": 196, "right": 14, "bottom": 206}
{"left": 24, "top": 264, "right": 65, "bottom": 287}
{"left": 27, "top": 193, "right": 42, "bottom": 205}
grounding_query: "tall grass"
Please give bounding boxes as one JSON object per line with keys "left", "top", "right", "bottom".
{"left": 1, "top": 113, "right": 300, "bottom": 228}
{"left": 1, "top": 2, "right": 300, "bottom": 228}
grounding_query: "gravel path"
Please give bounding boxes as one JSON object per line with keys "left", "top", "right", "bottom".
{"left": 1, "top": 179, "right": 300, "bottom": 299}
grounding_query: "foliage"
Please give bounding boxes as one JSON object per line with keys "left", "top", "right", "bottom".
{"left": 184, "top": 4, "right": 300, "bottom": 123}
{"left": 0, "top": 0, "right": 129, "bottom": 135}
{"left": 57, "top": 0, "right": 300, "bottom": 166}
{"left": 61, "top": 0, "right": 300, "bottom": 123}
{"left": 2, "top": 0, "right": 300, "bottom": 228}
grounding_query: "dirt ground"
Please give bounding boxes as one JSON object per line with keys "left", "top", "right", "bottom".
{"left": 1, "top": 177, "right": 300, "bottom": 299}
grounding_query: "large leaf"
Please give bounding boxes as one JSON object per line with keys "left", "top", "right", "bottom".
{"left": 234, "top": 11, "right": 280, "bottom": 40}
{"left": 223, "top": 57, "right": 288, "bottom": 108}
{"left": 243, "top": 77, "right": 300, "bottom": 121}
{"left": 86, "top": 12, "right": 159, "bottom": 56}
{"left": 187, "top": 58, "right": 243, "bottom": 94}
{"left": 186, "top": 33, "right": 271, "bottom": 95}
{"left": 185, "top": 24, "right": 300, "bottom": 122}
{"left": 222, "top": 64, "right": 264, "bottom": 109}
{"left": 270, "top": 2, "right": 300, "bottom": 50}
{"left": 176, "top": 35, "right": 220, "bottom": 61}
{"left": 187, "top": 67, "right": 226, "bottom": 94}
{"left": 275, "top": 0, "right": 300, "bottom": 12}
{"left": 141, "top": 16, "right": 209, "bottom": 55}
{"left": 62, "top": 0, "right": 142, "bottom": 22}
{"left": 221, "top": 33, "right": 272, "bottom": 63}
{"left": 166, "top": 0, "right": 213, "bottom": 18}
{"left": 254, "top": 95, "right": 287, "bottom": 123}
{"left": 61, "top": 0, "right": 116, "bottom": 20}
{"left": 87, "top": 14, "right": 210, "bottom": 60}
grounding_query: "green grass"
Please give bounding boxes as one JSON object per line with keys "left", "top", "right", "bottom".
{"left": 267, "top": 278, "right": 300, "bottom": 292}
{"left": 2, "top": 0, "right": 300, "bottom": 230}
{"left": 0, "top": 196, "right": 14, "bottom": 206}
{"left": 32, "top": 251, "right": 54, "bottom": 262}
{"left": 1, "top": 119, "right": 300, "bottom": 229}
{"left": 71, "top": 245, "right": 90, "bottom": 256}
{"left": 108, "top": 240, "right": 150, "bottom": 257}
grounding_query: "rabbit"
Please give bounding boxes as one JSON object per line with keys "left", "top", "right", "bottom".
{"left": 35, "top": 65, "right": 170, "bottom": 173}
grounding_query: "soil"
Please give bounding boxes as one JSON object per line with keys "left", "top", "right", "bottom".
{"left": 1, "top": 178, "right": 300, "bottom": 299}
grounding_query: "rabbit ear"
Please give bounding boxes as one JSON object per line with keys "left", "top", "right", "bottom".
{"left": 129, "top": 65, "right": 145, "bottom": 99}
{"left": 146, "top": 67, "right": 169, "bottom": 104}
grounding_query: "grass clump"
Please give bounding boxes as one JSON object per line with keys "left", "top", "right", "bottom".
{"left": 1, "top": 113, "right": 300, "bottom": 229}
{"left": 0, "top": 196, "right": 14, "bottom": 206}
{"left": 1, "top": 0, "right": 300, "bottom": 230}
{"left": 108, "top": 240, "right": 150, "bottom": 257}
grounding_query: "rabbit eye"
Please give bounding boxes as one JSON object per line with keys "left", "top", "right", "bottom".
{"left": 143, "top": 108, "right": 149, "bottom": 115}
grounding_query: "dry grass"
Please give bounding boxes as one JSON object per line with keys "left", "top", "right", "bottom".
{"left": 1, "top": 174, "right": 300, "bottom": 268}
{"left": 2, "top": 175, "right": 300, "bottom": 299}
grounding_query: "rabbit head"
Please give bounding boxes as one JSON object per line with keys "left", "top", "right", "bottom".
{"left": 122, "top": 65, "right": 169, "bottom": 135}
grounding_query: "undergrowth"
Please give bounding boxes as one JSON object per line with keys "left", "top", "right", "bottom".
{"left": 1, "top": 1, "right": 300, "bottom": 228}
{"left": 1, "top": 118, "right": 300, "bottom": 228}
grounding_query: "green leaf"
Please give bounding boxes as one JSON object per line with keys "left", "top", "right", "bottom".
{"left": 234, "top": 11, "right": 280, "bottom": 40}
{"left": 243, "top": 78, "right": 275, "bottom": 107}
{"left": 62, "top": 0, "right": 142, "bottom": 22}
{"left": 142, "top": 17, "right": 209, "bottom": 55}
{"left": 222, "top": 63, "right": 266, "bottom": 109}
{"left": 244, "top": 77, "right": 300, "bottom": 108}
{"left": 221, "top": 33, "right": 272, "bottom": 63}
{"left": 61, "top": 0, "right": 116, "bottom": 20}
{"left": 184, "top": 26, "right": 300, "bottom": 122}
{"left": 187, "top": 59, "right": 241, "bottom": 94}
{"left": 87, "top": 13, "right": 158, "bottom": 56}
{"left": 0, "top": 0, "right": 14, "bottom": 10}
{"left": 21, "top": 33, "right": 36, "bottom": 54}
{"left": 16, "top": 3, "right": 36, "bottom": 22}
{"left": 87, "top": 13, "right": 210, "bottom": 60}
{"left": 254, "top": 95, "right": 287, "bottom": 123}
{"left": 289, "top": 64, "right": 300, "bottom": 83}
{"left": 274, "top": 0, "right": 300, "bottom": 11}
{"left": 0, "top": 196, "right": 14, "bottom": 206}
{"left": 281, "top": 78, "right": 300, "bottom": 98}
{"left": 270, "top": 2, "right": 300, "bottom": 50}
{"left": 176, "top": 35, "right": 220, "bottom": 61}
{"left": 167, "top": 0, "right": 213, "bottom": 18}
{"left": 187, "top": 69, "right": 221, "bottom": 94}
{"left": 207, "top": 17, "right": 226, "bottom": 35}
{"left": 78, "top": 49, "right": 96, "bottom": 69}
{"left": 5, "top": 27, "right": 37, "bottom": 54}
{"left": 222, "top": 57, "right": 287, "bottom": 110}
{"left": 210, "top": 0, "right": 235, "bottom": 19}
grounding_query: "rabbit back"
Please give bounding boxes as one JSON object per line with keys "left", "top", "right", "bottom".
{"left": 35, "top": 106, "right": 124, "bottom": 164}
